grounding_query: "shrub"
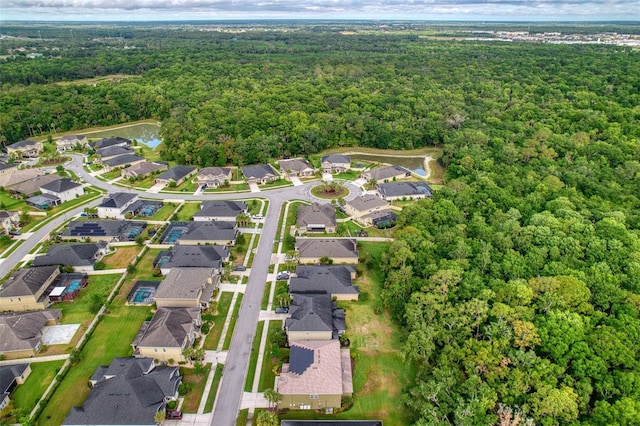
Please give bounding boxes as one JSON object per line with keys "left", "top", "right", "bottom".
{"left": 93, "top": 261, "right": 106, "bottom": 270}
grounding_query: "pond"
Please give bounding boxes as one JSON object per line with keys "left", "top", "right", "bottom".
{"left": 350, "top": 150, "right": 444, "bottom": 181}
{"left": 83, "top": 123, "right": 162, "bottom": 149}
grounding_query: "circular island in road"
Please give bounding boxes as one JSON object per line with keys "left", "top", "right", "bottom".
{"left": 310, "top": 182, "right": 350, "bottom": 200}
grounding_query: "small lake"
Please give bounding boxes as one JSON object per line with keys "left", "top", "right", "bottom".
{"left": 350, "top": 151, "right": 443, "bottom": 181}
{"left": 84, "top": 123, "right": 162, "bottom": 149}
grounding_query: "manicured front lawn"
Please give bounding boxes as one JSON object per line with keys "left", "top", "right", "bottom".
{"left": 161, "top": 178, "right": 197, "bottom": 193}
{"left": 258, "top": 321, "right": 286, "bottom": 392}
{"left": 205, "top": 183, "right": 248, "bottom": 193}
{"left": 244, "top": 321, "right": 265, "bottom": 392}
{"left": 101, "top": 246, "right": 140, "bottom": 269}
{"left": 180, "top": 364, "right": 212, "bottom": 413}
{"left": 35, "top": 303, "right": 151, "bottom": 426}
{"left": 260, "top": 178, "right": 292, "bottom": 190}
{"left": 174, "top": 202, "right": 201, "bottom": 221}
{"left": 333, "top": 170, "right": 360, "bottom": 180}
{"left": 204, "top": 292, "right": 234, "bottom": 350}
{"left": 6, "top": 361, "right": 65, "bottom": 419}
{"left": 100, "top": 169, "right": 122, "bottom": 181}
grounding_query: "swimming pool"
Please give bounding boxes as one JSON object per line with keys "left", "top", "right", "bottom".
{"left": 164, "top": 228, "right": 185, "bottom": 244}
{"left": 130, "top": 287, "right": 156, "bottom": 304}
{"left": 66, "top": 279, "right": 82, "bottom": 293}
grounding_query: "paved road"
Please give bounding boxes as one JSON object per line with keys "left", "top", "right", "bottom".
{"left": 4, "top": 154, "right": 364, "bottom": 425}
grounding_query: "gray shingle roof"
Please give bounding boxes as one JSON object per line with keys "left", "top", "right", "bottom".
{"left": 0, "top": 266, "right": 59, "bottom": 298}
{"left": 197, "top": 167, "right": 231, "bottom": 180}
{"left": 159, "top": 245, "right": 229, "bottom": 270}
{"left": 132, "top": 307, "right": 199, "bottom": 348}
{"left": 99, "top": 192, "right": 137, "bottom": 209}
{"left": 39, "top": 178, "right": 82, "bottom": 194}
{"left": 157, "top": 165, "right": 196, "bottom": 182}
{"left": 286, "top": 293, "right": 345, "bottom": 338}
{"left": 321, "top": 154, "right": 351, "bottom": 164}
{"left": 296, "top": 238, "right": 358, "bottom": 260}
{"left": 346, "top": 194, "right": 388, "bottom": 212}
{"left": 279, "top": 158, "right": 314, "bottom": 173}
{"left": 97, "top": 145, "right": 134, "bottom": 158}
{"left": 6, "top": 140, "right": 38, "bottom": 149}
{"left": 0, "top": 163, "right": 17, "bottom": 172}
{"left": 0, "top": 363, "right": 29, "bottom": 394}
{"left": 363, "top": 165, "right": 410, "bottom": 181}
{"left": 296, "top": 203, "right": 337, "bottom": 228}
{"left": 8, "top": 174, "right": 60, "bottom": 196}
{"left": 155, "top": 268, "right": 217, "bottom": 301}
{"left": 193, "top": 200, "right": 247, "bottom": 220}
{"left": 290, "top": 266, "right": 359, "bottom": 297}
{"left": 241, "top": 164, "right": 276, "bottom": 180}
{"left": 377, "top": 181, "right": 433, "bottom": 198}
{"left": 91, "top": 137, "right": 131, "bottom": 149}
{"left": 0, "top": 310, "right": 61, "bottom": 353}
{"left": 122, "top": 161, "right": 166, "bottom": 177}
{"left": 62, "top": 220, "right": 146, "bottom": 239}
{"left": 104, "top": 153, "right": 145, "bottom": 168}
{"left": 162, "top": 221, "right": 237, "bottom": 243}
{"left": 63, "top": 358, "right": 180, "bottom": 426}
{"left": 32, "top": 243, "right": 104, "bottom": 267}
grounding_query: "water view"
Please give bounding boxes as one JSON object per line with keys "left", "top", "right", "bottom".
{"left": 84, "top": 122, "right": 162, "bottom": 149}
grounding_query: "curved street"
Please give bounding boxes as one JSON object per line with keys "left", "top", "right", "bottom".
{"left": 3, "top": 154, "right": 363, "bottom": 426}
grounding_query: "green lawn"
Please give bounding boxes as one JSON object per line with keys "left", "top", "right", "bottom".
{"left": 52, "top": 274, "right": 120, "bottom": 327}
{"left": 261, "top": 282, "right": 272, "bottom": 310}
{"left": 0, "top": 191, "right": 28, "bottom": 211}
{"left": 260, "top": 178, "right": 293, "bottom": 190}
{"left": 258, "top": 321, "right": 286, "bottom": 392}
{"left": 100, "top": 169, "right": 121, "bottom": 181}
{"left": 244, "top": 321, "right": 265, "bottom": 392}
{"left": 180, "top": 364, "right": 212, "bottom": 413}
{"left": 137, "top": 202, "right": 176, "bottom": 221}
{"left": 204, "top": 183, "right": 248, "bottom": 193}
{"left": 222, "top": 294, "right": 243, "bottom": 350}
{"left": 203, "top": 364, "right": 224, "bottom": 413}
{"left": 123, "top": 173, "right": 160, "bottom": 189}
{"left": 333, "top": 170, "right": 360, "bottom": 180}
{"left": 175, "top": 202, "right": 201, "bottom": 221}
{"left": 8, "top": 361, "right": 65, "bottom": 418}
{"left": 236, "top": 409, "right": 249, "bottom": 426}
{"left": 204, "top": 292, "right": 234, "bottom": 350}
{"left": 161, "top": 178, "right": 197, "bottom": 193}
{"left": 35, "top": 303, "right": 151, "bottom": 426}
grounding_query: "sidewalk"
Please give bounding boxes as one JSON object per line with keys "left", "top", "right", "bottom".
{"left": 0, "top": 354, "right": 69, "bottom": 366}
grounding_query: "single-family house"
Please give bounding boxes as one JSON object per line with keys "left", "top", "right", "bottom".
{"left": 278, "top": 158, "right": 315, "bottom": 178}
{"left": 289, "top": 266, "right": 359, "bottom": 301}
{"left": 196, "top": 167, "right": 233, "bottom": 189}
{"left": 154, "top": 268, "right": 219, "bottom": 309}
{"left": 285, "top": 293, "right": 346, "bottom": 342}
{"left": 193, "top": 200, "right": 248, "bottom": 222}
{"left": 6, "top": 140, "right": 43, "bottom": 159}
{"left": 155, "top": 165, "right": 197, "bottom": 187}
{"left": 56, "top": 135, "right": 88, "bottom": 152}
{"left": 361, "top": 165, "right": 411, "bottom": 183}
{"left": 97, "top": 145, "right": 135, "bottom": 161}
{"left": 102, "top": 153, "right": 146, "bottom": 170}
{"left": 0, "top": 163, "right": 18, "bottom": 176}
{"left": 377, "top": 181, "right": 433, "bottom": 201}
{"left": 0, "top": 169, "right": 43, "bottom": 189}
{"left": 90, "top": 137, "right": 131, "bottom": 150}
{"left": 296, "top": 203, "right": 337, "bottom": 234}
{"left": 296, "top": 238, "right": 359, "bottom": 265}
{"left": 154, "top": 245, "right": 230, "bottom": 275}
{"left": 132, "top": 307, "right": 201, "bottom": 362}
{"left": 39, "top": 178, "right": 84, "bottom": 203}
{"left": 0, "top": 364, "right": 31, "bottom": 412}
{"left": 97, "top": 192, "right": 139, "bottom": 219}
{"left": 0, "top": 310, "right": 61, "bottom": 358}
{"left": 345, "top": 194, "right": 396, "bottom": 226}
{"left": 7, "top": 173, "right": 60, "bottom": 197}
{"left": 121, "top": 161, "right": 168, "bottom": 179}
{"left": 277, "top": 340, "right": 353, "bottom": 412}
{"left": 0, "top": 211, "right": 20, "bottom": 234}
{"left": 63, "top": 358, "right": 181, "bottom": 426}
{"left": 61, "top": 220, "right": 146, "bottom": 242}
{"left": 0, "top": 266, "right": 60, "bottom": 312}
{"left": 32, "top": 242, "right": 109, "bottom": 272}
{"left": 241, "top": 164, "right": 278, "bottom": 184}
{"left": 161, "top": 221, "right": 238, "bottom": 246}
{"left": 321, "top": 155, "right": 351, "bottom": 174}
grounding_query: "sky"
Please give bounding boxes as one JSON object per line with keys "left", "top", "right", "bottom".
{"left": 2, "top": 0, "right": 639, "bottom": 22}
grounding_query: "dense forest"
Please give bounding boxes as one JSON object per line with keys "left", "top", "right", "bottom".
{"left": 2, "top": 23, "right": 640, "bottom": 425}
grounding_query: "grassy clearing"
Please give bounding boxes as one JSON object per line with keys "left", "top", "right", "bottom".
{"left": 101, "top": 246, "right": 140, "bottom": 269}
{"left": 258, "top": 321, "right": 286, "bottom": 392}
{"left": 180, "top": 364, "right": 212, "bottom": 413}
{"left": 222, "top": 293, "right": 243, "bottom": 351}
{"left": 203, "top": 364, "right": 224, "bottom": 413}
{"left": 6, "top": 361, "right": 65, "bottom": 419}
{"left": 35, "top": 303, "right": 151, "bottom": 426}
{"left": 203, "top": 292, "right": 234, "bottom": 350}
{"left": 244, "top": 321, "right": 265, "bottom": 392}
{"left": 174, "top": 202, "right": 200, "bottom": 221}
{"left": 52, "top": 274, "right": 119, "bottom": 327}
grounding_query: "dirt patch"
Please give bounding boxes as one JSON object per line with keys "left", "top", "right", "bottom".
{"left": 102, "top": 246, "right": 140, "bottom": 268}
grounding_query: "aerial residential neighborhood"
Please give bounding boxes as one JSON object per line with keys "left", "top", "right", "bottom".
{"left": 0, "top": 131, "right": 429, "bottom": 425}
